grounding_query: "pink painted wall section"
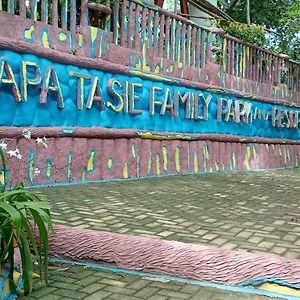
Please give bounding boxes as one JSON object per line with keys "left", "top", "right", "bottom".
{"left": 1, "top": 136, "right": 300, "bottom": 187}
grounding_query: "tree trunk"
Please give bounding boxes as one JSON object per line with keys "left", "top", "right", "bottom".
{"left": 246, "top": 0, "right": 251, "bottom": 24}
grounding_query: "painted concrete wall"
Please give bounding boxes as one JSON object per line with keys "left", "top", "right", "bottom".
{"left": 0, "top": 0, "right": 299, "bottom": 187}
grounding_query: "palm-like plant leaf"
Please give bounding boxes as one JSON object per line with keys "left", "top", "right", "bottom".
{"left": 0, "top": 148, "right": 53, "bottom": 296}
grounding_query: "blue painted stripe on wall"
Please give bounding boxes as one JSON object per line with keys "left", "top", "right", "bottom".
{"left": 0, "top": 49, "right": 299, "bottom": 140}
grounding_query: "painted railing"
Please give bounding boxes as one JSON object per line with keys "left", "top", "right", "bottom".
{"left": 113, "top": 0, "right": 213, "bottom": 67}
{"left": 0, "top": 0, "right": 299, "bottom": 94}
{"left": 113, "top": 0, "right": 300, "bottom": 93}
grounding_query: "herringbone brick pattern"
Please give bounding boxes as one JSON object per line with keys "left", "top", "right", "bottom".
{"left": 36, "top": 168, "right": 300, "bottom": 259}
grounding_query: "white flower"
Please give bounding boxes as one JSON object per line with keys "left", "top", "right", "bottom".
{"left": 33, "top": 168, "right": 40, "bottom": 177}
{"left": 7, "top": 149, "right": 22, "bottom": 159}
{"left": 0, "top": 141, "right": 7, "bottom": 151}
{"left": 22, "top": 129, "right": 31, "bottom": 139}
{"left": 36, "top": 137, "right": 48, "bottom": 148}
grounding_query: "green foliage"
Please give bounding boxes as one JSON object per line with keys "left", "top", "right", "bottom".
{"left": 218, "top": 0, "right": 300, "bottom": 62}
{"left": 0, "top": 148, "right": 53, "bottom": 296}
{"left": 216, "top": 20, "right": 267, "bottom": 47}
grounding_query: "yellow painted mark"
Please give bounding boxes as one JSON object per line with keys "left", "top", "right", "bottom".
{"left": 279, "top": 148, "right": 282, "bottom": 156}
{"left": 42, "top": 31, "right": 50, "bottom": 48}
{"left": 78, "top": 34, "right": 83, "bottom": 47}
{"left": 284, "top": 147, "right": 287, "bottom": 164}
{"left": 0, "top": 171, "right": 4, "bottom": 185}
{"left": 259, "top": 283, "right": 300, "bottom": 297}
{"left": 265, "top": 144, "right": 269, "bottom": 151}
{"left": 131, "top": 144, "right": 136, "bottom": 159}
{"left": 129, "top": 70, "right": 178, "bottom": 84}
{"left": 59, "top": 32, "right": 68, "bottom": 42}
{"left": 147, "top": 155, "right": 152, "bottom": 174}
{"left": 138, "top": 132, "right": 192, "bottom": 141}
{"left": 244, "top": 145, "right": 251, "bottom": 170}
{"left": 162, "top": 146, "right": 168, "bottom": 171}
{"left": 154, "top": 65, "right": 160, "bottom": 73}
{"left": 3, "top": 271, "right": 21, "bottom": 294}
{"left": 232, "top": 152, "right": 236, "bottom": 169}
{"left": 156, "top": 154, "right": 161, "bottom": 176}
{"left": 86, "top": 151, "right": 95, "bottom": 172}
{"left": 123, "top": 162, "right": 129, "bottom": 179}
{"left": 175, "top": 147, "right": 181, "bottom": 173}
{"left": 193, "top": 151, "right": 198, "bottom": 173}
{"left": 24, "top": 25, "right": 34, "bottom": 40}
{"left": 91, "top": 27, "right": 98, "bottom": 43}
{"left": 253, "top": 146, "right": 257, "bottom": 160}
{"left": 107, "top": 158, "right": 113, "bottom": 169}
{"left": 204, "top": 144, "right": 209, "bottom": 160}
{"left": 287, "top": 148, "right": 291, "bottom": 162}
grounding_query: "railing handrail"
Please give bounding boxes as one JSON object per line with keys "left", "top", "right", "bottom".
{"left": 0, "top": 0, "right": 299, "bottom": 94}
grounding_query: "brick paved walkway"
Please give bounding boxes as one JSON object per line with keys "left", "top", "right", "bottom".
{"left": 20, "top": 263, "right": 280, "bottom": 300}
{"left": 36, "top": 168, "right": 300, "bottom": 260}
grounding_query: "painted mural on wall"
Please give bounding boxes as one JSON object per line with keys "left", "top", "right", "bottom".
{"left": 0, "top": 50, "right": 300, "bottom": 140}
{"left": 0, "top": 48, "right": 299, "bottom": 187}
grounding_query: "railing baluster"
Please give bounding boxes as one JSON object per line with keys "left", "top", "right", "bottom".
{"left": 80, "top": 0, "right": 88, "bottom": 26}
{"left": 195, "top": 28, "right": 201, "bottom": 68}
{"left": 7, "top": 0, "right": 14, "bottom": 14}
{"left": 134, "top": 4, "right": 142, "bottom": 51}
{"left": 113, "top": 0, "right": 120, "bottom": 44}
{"left": 30, "top": 0, "right": 38, "bottom": 20}
{"left": 19, "top": 0, "right": 26, "bottom": 18}
{"left": 128, "top": 1, "right": 135, "bottom": 48}
{"left": 147, "top": 9, "right": 154, "bottom": 53}
{"left": 191, "top": 27, "right": 197, "bottom": 67}
{"left": 159, "top": 12, "right": 165, "bottom": 58}
{"left": 153, "top": 11, "right": 160, "bottom": 57}
{"left": 201, "top": 30, "right": 207, "bottom": 68}
{"left": 141, "top": 6, "right": 148, "bottom": 64}
{"left": 175, "top": 20, "right": 181, "bottom": 63}
{"left": 170, "top": 17, "right": 176, "bottom": 61}
{"left": 222, "top": 37, "right": 227, "bottom": 74}
{"left": 61, "top": 0, "right": 68, "bottom": 30}
{"left": 181, "top": 23, "right": 186, "bottom": 65}
{"left": 70, "top": 0, "right": 76, "bottom": 33}
{"left": 120, "top": 0, "right": 128, "bottom": 46}
{"left": 52, "top": 0, "right": 58, "bottom": 27}
{"left": 164, "top": 16, "right": 170, "bottom": 59}
{"left": 186, "top": 24, "right": 191, "bottom": 66}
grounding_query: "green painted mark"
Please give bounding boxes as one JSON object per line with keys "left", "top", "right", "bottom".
{"left": 45, "top": 158, "right": 53, "bottom": 179}
{"left": 28, "top": 150, "right": 35, "bottom": 184}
